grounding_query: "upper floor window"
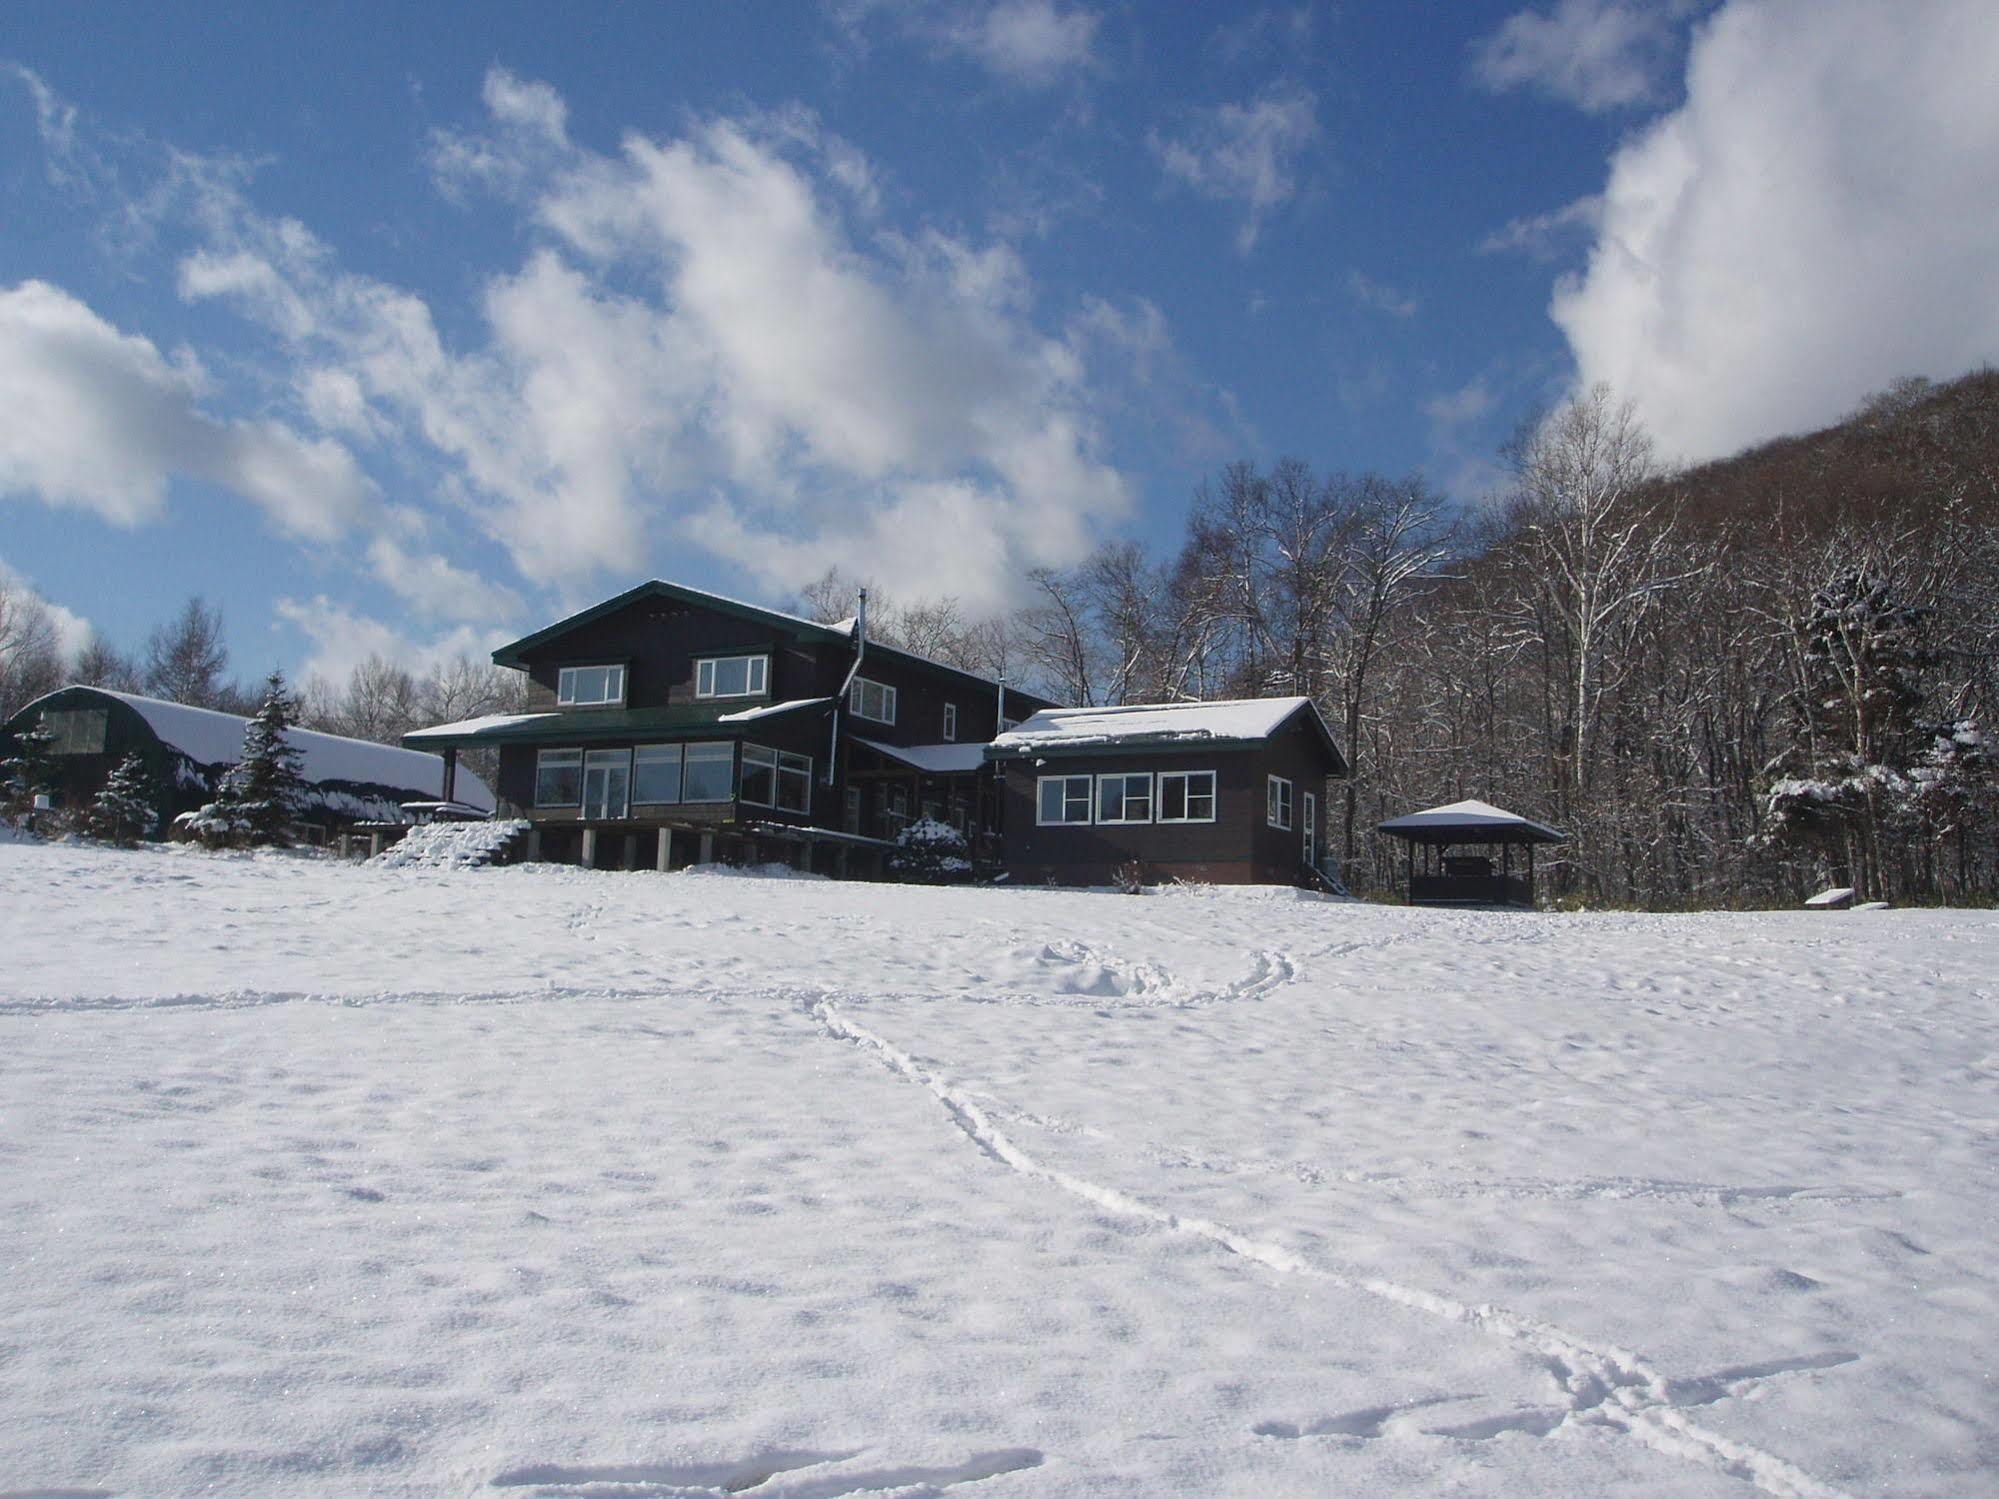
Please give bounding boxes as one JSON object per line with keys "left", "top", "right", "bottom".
{"left": 942, "top": 703, "right": 958, "bottom": 741}
{"left": 43, "top": 710, "right": 107, "bottom": 755}
{"left": 557, "top": 664, "right": 625, "bottom": 707}
{"left": 850, "top": 677, "right": 897, "bottom": 725}
{"left": 1267, "top": 774, "right": 1294, "bottom": 831}
{"left": 1157, "top": 770, "right": 1217, "bottom": 823}
{"left": 695, "top": 654, "right": 768, "bottom": 699}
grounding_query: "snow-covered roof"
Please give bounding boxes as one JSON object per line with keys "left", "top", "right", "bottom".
{"left": 26, "top": 688, "right": 494, "bottom": 810}
{"left": 854, "top": 738, "right": 989, "bottom": 775}
{"left": 1376, "top": 798, "right": 1564, "bottom": 843}
{"left": 717, "top": 697, "right": 833, "bottom": 723}
{"left": 403, "top": 711, "right": 561, "bottom": 743}
{"left": 990, "top": 697, "right": 1324, "bottom": 754}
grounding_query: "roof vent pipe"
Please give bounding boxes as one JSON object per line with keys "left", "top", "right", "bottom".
{"left": 828, "top": 588, "right": 867, "bottom": 785}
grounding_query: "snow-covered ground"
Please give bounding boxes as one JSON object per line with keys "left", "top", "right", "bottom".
{"left": 1, "top": 842, "right": 1993, "bottom": 1497}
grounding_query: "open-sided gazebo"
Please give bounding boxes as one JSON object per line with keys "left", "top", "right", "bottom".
{"left": 1377, "top": 798, "right": 1565, "bottom": 908}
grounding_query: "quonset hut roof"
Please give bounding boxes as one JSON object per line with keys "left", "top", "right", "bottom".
{"left": 988, "top": 696, "right": 1346, "bottom": 772}
{"left": 1376, "top": 798, "right": 1564, "bottom": 845}
{"left": 10, "top": 687, "right": 493, "bottom": 811}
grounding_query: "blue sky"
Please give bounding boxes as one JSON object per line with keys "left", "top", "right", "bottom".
{"left": 3, "top": 1, "right": 1996, "bottom": 684}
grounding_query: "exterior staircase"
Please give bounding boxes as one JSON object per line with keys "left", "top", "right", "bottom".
{"left": 371, "top": 819, "right": 532, "bottom": 870}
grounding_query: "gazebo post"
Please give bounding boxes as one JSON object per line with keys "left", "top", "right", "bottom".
{"left": 1527, "top": 842, "right": 1535, "bottom": 906}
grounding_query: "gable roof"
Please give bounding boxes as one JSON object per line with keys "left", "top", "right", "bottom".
{"left": 10, "top": 687, "right": 494, "bottom": 809}
{"left": 489, "top": 579, "right": 1059, "bottom": 707}
{"left": 988, "top": 696, "right": 1345, "bottom": 771}
{"left": 1376, "top": 798, "right": 1565, "bottom": 844}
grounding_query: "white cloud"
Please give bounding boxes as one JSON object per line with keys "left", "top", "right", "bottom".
{"left": 946, "top": 0, "right": 1100, "bottom": 86}
{"left": 0, "top": 555, "right": 93, "bottom": 659}
{"left": 1152, "top": 86, "right": 1317, "bottom": 253}
{"left": 1347, "top": 269, "right": 1420, "bottom": 318}
{"left": 834, "top": 1, "right": 1100, "bottom": 88}
{"left": 1471, "top": 0, "right": 1688, "bottom": 113}
{"left": 0, "top": 279, "right": 373, "bottom": 540}
{"left": 165, "top": 70, "right": 1133, "bottom": 608}
{"left": 365, "top": 538, "right": 522, "bottom": 625}
{"left": 1477, "top": 195, "right": 1602, "bottom": 259}
{"left": 275, "top": 595, "right": 509, "bottom": 686}
{"left": 1553, "top": 0, "right": 1999, "bottom": 461}
{"left": 1423, "top": 375, "right": 1510, "bottom": 501}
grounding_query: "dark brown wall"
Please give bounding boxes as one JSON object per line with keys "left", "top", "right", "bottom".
{"left": 518, "top": 597, "right": 821, "bottom": 711}
{"left": 999, "top": 717, "right": 1339, "bottom": 887}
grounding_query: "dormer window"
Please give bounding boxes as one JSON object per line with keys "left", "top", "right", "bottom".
{"left": 696, "top": 654, "right": 769, "bottom": 699}
{"left": 557, "top": 664, "right": 626, "bottom": 707}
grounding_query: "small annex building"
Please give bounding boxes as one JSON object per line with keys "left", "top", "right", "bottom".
{"left": 2, "top": 686, "right": 493, "bottom": 842}
{"left": 1376, "top": 798, "right": 1564, "bottom": 908}
{"left": 988, "top": 697, "right": 1347, "bottom": 887}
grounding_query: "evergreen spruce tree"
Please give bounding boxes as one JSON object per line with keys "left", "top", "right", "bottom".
{"left": 1, "top": 719, "right": 60, "bottom": 826}
{"left": 180, "top": 671, "right": 308, "bottom": 848}
{"left": 84, "top": 752, "right": 159, "bottom": 846}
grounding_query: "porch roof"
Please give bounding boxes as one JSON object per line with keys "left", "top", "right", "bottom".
{"left": 401, "top": 698, "right": 831, "bottom": 750}
{"left": 853, "top": 738, "right": 988, "bottom": 775}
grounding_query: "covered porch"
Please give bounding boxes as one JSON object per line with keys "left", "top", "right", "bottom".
{"left": 1376, "top": 799, "right": 1565, "bottom": 909}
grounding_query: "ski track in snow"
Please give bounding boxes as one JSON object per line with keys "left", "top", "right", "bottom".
{"left": 801, "top": 990, "right": 1853, "bottom": 1499}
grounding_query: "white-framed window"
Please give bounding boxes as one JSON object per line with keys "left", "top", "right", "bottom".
{"left": 1267, "top": 774, "right": 1294, "bottom": 831}
{"left": 885, "top": 786, "right": 910, "bottom": 833}
{"left": 695, "top": 654, "right": 768, "bottom": 699}
{"left": 681, "top": 741, "right": 735, "bottom": 803}
{"left": 632, "top": 744, "right": 683, "bottom": 804}
{"left": 1037, "top": 774, "right": 1093, "bottom": 825}
{"left": 1096, "top": 772, "right": 1153, "bottom": 824}
{"left": 942, "top": 702, "right": 958, "bottom": 741}
{"left": 582, "top": 748, "right": 631, "bottom": 820}
{"left": 557, "top": 664, "right": 626, "bottom": 707}
{"left": 849, "top": 677, "right": 897, "bottom": 724}
{"left": 776, "top": 751, "right": 811, "bottom": 812}
{"left": 1157, "top": 770, "right": 1217, "bottom": 823}
{"left": 740, "top": 744, "right": 815, "bottom": 812}
{"left": 1303, "top": 790, "right": 1318, "bottom": 868}
{"left": 535, "top": 748, "right": 583, "bottom": 807}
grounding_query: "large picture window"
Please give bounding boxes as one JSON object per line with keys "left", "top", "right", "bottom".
{"left": 535, "top": 748, "right": 582, "bottom": 807}
{"left": 632, "top": 744, "right": 683, "bottom": 804}
{"left": 1037, "top": 774, "right": 1093, "bottom": 825}
{"left": 695, "top": 654, "right": 768, "bottom": 699}
{"left": 741, "top": 744, "right": 814, "bottom": 811}
{"left": 776, "top": 751, "right": 812, "bottom": 812}
{"left": 1267, "top": 775, "right": 1294, "bottom": 831}
{"left": 681, "top": 741, "right": 734, "bottom": 803}
{"left": 557, "top": 664, "right": 625, "bottom": 707}
{"left": 44, "top": 710, "right": 107, "bottom": 755}
{"left": 1096, "top": 772, "right": 1153, "bottom": 824}
{"left": 1157, "top": 770, "right": 1217, "bottom": 823}
{"left": 740, "top": 744, "right": 778, "bottom": 806}
{"left": 849, "top": 677, "right": 897, "bottom": 725}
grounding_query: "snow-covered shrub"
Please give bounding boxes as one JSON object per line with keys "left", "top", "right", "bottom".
{"left": 81, "top": 752, "right": 158, "bottom": 847}
{"left": 1, "top": 719, "right": 61, "bottom": 829}
{"left": 888, "top": 818, "right": 973, "bottom": 884}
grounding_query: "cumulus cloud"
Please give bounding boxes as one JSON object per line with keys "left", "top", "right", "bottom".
{"left": 0, "top": 555, "right": 93, "bottom": 659}
{"left": 160, "top": 69, "right": 1133, "bottom": 611}
{"left": 0, "top": 279, "right": 373, "bottom": 539}
{"left": 944, "top": 0, "right": 1100, "bottom": 85}
{"left": 1471, "top": 0, "right": 1690, "bottom": 113}
{"left": 1553, "top": 0, "right": 1999, "bottom": 461}
{"left": 275, "top": 595, "right": 510, "bottom": 686}
{"left": 1152, "top": 86, "right": 1317, "bottom": 253}
{"left": 1477, "top": 195, "right": 1602, "bottom": 259}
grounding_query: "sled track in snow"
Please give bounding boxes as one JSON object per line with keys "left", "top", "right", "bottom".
{"left": 803, "top": 991, "right": 1853, "bottom": 1499}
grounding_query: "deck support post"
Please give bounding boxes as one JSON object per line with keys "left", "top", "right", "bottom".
{"left": 698, "top": 831, "right": 715, "bottom": 865}
{"left": 656, "top": 829, "right": 673, "bottom": 872}
{"left": 526, "top": 828, "right": 542, "bottom": 863}
{"left": 368, "top": 831, "right": 383, "bottom": 858}
{"left": 581, "top": 828, "right": 597, "bottom": 868}
{"left": 622, "top": 833, "right": 637, "bottom": 871}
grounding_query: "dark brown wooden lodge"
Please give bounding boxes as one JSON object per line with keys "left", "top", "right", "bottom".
{"left": 987, "top": 698, "right": 1347, "bottom": 887}
{"left": 1376, "top": 799, "right": 1565, "bottom": 908}
{"left": 402, "top": 581, "right": 1058, "bottom": 876}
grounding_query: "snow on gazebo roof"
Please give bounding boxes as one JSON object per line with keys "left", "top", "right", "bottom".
{"left": 1376, "top": 798, "right": 1565, "bottom": 844}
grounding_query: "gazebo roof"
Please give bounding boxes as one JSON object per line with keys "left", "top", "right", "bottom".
{"left": 1376, "top": 798, "right": 1565, "bottom": 845}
